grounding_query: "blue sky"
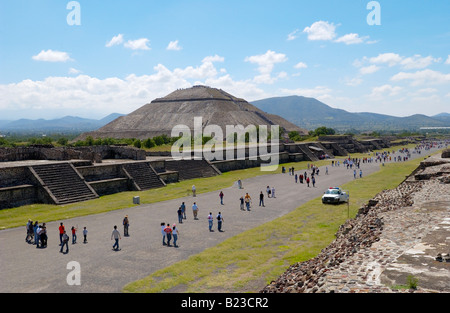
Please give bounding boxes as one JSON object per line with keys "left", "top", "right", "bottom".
{"left": 0, "top": 0, "right": 449, "bottom": 120}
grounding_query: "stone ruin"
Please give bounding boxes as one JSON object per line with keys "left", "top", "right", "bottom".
{"left": 261, "top": 150, "right": 450, "bottom": 293}
{"left": 0, "top": 144, "right": 146, "bottom": 163}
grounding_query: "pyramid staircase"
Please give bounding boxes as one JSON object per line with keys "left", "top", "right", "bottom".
{"left": 330, "top": 142, "right": 349, "bottom": 156}
{"left": 297, "top": 144, "right": 319, "bottom": 162}
{"left": 123, "top": 162, "right": 165, "bottom": 191}
{"left": 164, "top": 159, "right": 221, "bottom": 181}
{"left": 30, "top": 163, "right": 98, "bottom": 205}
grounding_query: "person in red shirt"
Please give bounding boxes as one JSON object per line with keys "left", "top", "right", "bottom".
{"left": 71, "top": 226, "right": 77, "bottom": 244}
{"left": 164, "top": 224, "right": 172, "bottom": 247}
{"left": 58, "top": 223, "right": 65, "bottom": 246}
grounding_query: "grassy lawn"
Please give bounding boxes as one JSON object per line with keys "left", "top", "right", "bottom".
{"left": 122, "top": 156, "right": 426, "bottom": 293}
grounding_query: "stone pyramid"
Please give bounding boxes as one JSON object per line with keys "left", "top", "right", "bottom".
{"left": 79, "top": 86, "right": 308, "bottom": 140}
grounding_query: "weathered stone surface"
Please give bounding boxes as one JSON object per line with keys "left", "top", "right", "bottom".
{"left": 261, "top": 153, "right": 450, "bottom": 294}
{"left": 77, "top": 86, "right": 308, "bottom": 140}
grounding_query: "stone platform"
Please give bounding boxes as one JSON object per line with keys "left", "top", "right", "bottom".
{"left": 261, "top": 152, "right": 450, "bottom": 293}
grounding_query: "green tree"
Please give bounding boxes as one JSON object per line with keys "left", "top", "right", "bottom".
{"left": 143, "top": 138, "right": 155, "bottom": 149}
{"left": 57, "top": 137, "right": 69, "bottom": 146}
{"left": 133, "top": 139, "right": 142, "bottom": 148}
{"left": 153, "top": 136, "right": 164, "bottom": 146}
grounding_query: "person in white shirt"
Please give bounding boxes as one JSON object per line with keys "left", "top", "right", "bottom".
{"left": 217, "top": 212, "right": 224, "bottom": 232}
{"left": 208, "top": 212, "right": 214, "bottom": 232}
{"left": 83, "top": 227, "right": 88, "bottom": 243}
{"left": 111, "top": 225, "right": 121, "bottom": 251}
{"left": 172, "top": 224, "right": 179, "bottom": 248}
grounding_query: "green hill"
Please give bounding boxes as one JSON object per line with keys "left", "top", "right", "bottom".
{"left": 251, "top": 96, "right": 449, "bottom": 132}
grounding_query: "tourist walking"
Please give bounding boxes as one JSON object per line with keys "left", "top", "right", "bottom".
{"left": 83, "top": 227, "right": 88, "bottom": 243}
{"left": 33, "top": 221, "right": 39, "bottom": 245}
{"left": 208, "top": 212, "right": 214, "bottom": 232}
{"left": 177, "top": 206, "right": 183, "bottom": 224}
{"left": 58, "top": 222, "right": 65, "bottom": 246}
{"left": 164, "top": 224, "right": 172, "bottom": 247}
{"left": 39, "top": 224, "right": 47, "bottom": 248}
{"left": 172, "top": 224, "right": 179, "bottom": 248}
{"left": 312, "top": 176, "right": 316, "bottom": 187}
{"left": 259, "top": 191, "right": 265, "bottom": 207}
{"left": 360, "top": 169, "right": 363, "bottom": 178}
{"left": 35, "top": 224, "right": 41, "bottom": 248}
{"left": 217, "top": 212, "right": 224, "bottom": 232}
{"left": 181, "top": 202, "right": 186, "bottom": 219}
{"left": 271, "top": 186, "right": 276, "bottom": 198}
{"left": 266, "top": 186, "right": 271, "bottom": 198}
{"left": 25, "top": 219, "right": 33, "bottom": 243}
{"left": 60, "top": 230, "right": 69, "bottom": 254}
{"left": 245, "top": 193, "right": 251, "bottom": 211}
{"left": 71, "top": 226, "right": 77, "bottom": 244}
{"left": 306, "top": 177, "right": 310, "bottom": 187}
{"left": 192, "top": 202, "right": 199, "bottom": 220}
{"left": 161, "top": 222, "right": 167, "bottom": 246}
{"left": 123, "top": 215, "right": 129, "bottom": 236}
{"left": 192, "top": 185, "right": 196, "bottom": 197}
{"left": 111, "top": 225, "right": 121, "bottom": 251}
{"left": 239, "top": 196, "right": 245, "bottom": 211}
{"left": 219, "top": 191, "right": 224, "bottom": 205}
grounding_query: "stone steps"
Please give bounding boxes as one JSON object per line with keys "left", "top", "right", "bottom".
{"left": 297, "top": 144, "right": 319, "bottom": 162}
{"left": 164, "top": 159, "right": 220, "bottom": 181}
{"left": 123, "top": 162, "right": 165, "bottom": 190}
{"left": 30, "top": 163, "right": 98, "bottom": 205}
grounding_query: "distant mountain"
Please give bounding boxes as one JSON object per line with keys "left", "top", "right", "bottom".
{"left": 0, "top": 114, "right": 125, "bottom": 134}
{"left": 251, "top": 96, "right": 450, "bottom": 132}
{"left": 432, "top": 113, "right": 450, "bottom": 124}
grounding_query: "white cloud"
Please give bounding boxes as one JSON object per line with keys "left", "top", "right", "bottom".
{"left": 280, "top": 86, "right": 332, "bottom": 99}
{"left": 366, "top": 53, "right": 440, "bottom": 70}
{"left": 32, "top": 50, "right": 71, "bottom": 62}
{"left": 334, "top": 33, "right": 367, "bottom": 45}
{"left": 69, "top": 68, "right": 82, "bottom": 75}
{"left": 106, "top": 34, "right": 124, "bottom": 47}
{"left": 345, "top": 77, "right": 363, "bottom": 86}
{"left": 287, "top": 29, "right": 300, "bottom": 41}
{"left": 391, "top": 69, "right": 450, "bottom": 86}
{"left": 124, "top": 38, "right": 151, "bottom": 50}
{"left": 369, "top": 53, "right": 403, "bottom": 67}
{"left": 294, "top": 62, "right": 308, "bottom": 69}
{"left": 303, "top": 21, "right": 337, "bottom": 41}
{"left": 166, "top": 40, "right": 182, "bottom": 51}
{"left": 400, "top": 55, "right": 440, "bottom": 69}
{"left": 360, "top": 65, "right": 380, "bottom": 75}
{"left": 0, "top": 56, "right": 270, "bottom": 118}
{"left": 446, "top": 55, "right": 450, "bottom": 65}
{"left": 202, "top": 55, "right": 225, "bottom": 63}
{"left": 370, "top": 84, "right": 403, "bottom": 98}
{"left": 245, "top": 50, "right": 288, "bottom": 84}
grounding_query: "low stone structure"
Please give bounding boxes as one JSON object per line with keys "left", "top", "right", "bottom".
{"left": 0, "top": 145, "right": 146, "bottom": 163}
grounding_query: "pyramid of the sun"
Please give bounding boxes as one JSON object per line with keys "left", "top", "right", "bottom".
{"left": 79, "top": 86, "right": 308, "bottom": 140}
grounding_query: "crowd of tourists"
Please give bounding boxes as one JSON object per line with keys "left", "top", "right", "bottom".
{"left": 22, "top": 141, "right": 445, "bottom": 254}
